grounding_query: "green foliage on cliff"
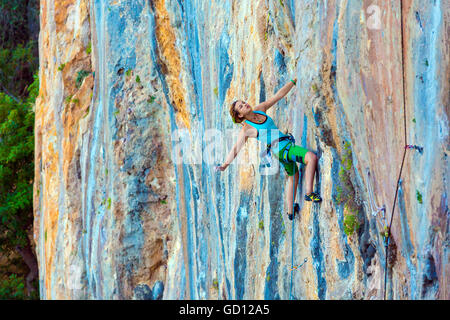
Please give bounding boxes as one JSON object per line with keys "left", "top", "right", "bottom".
{"left": 0, "top": 0, "right": 39, "bottom": 100}
{"left": 212, "top": 279, "right": 218, "bottom": 290}
{"left": 416, "top": 190, "right": 423, "bottom": 204}
{"left": 335, "top": 141, "right": 354, "bottom": 205}
{"left": 76, "top": 70, "right": 91, "bottom": 88}
{"left": 0, "top": 72, "right": 37, "bottom": 250}
{"left": 86, "top": 42, "right": 92, "bottom": 55}
{"left": 0, "top": 0, "right": 40, "bottom": 299}
{"left": 0, "top": 41, "right": 37, "bottom": 99}
{"left": 343, "top": 204, "right": 360, "bottom": 237}
{"left": 0, "top": 274, "right": 25, "bottom": 299}
{"left": 0, "top": 72, "right": 38, "bottom": 298}
{"left": 334, "top": 141, "right": 361, "bottom": 237}
{"left": 147, "top": 95, "right": 156, "bottom": 104}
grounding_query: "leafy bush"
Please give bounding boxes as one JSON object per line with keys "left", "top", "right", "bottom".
{"left": 334, "top": 141, "right": 361, "bottom": 236}
{"left": 86, "top": 42, "right": 91, "bottom": 54}
{"left": 0, "top": 76, "right": 36, "bottom": 250}
{"left": 343, "top": 205, "right": 360, "bottom": 237}
{"left": 258, "top": 220, "right": 264, "bottom": 230}
{"left": 0, "top": 0, "right": 40, "bottom": 298}
{"left": 0, "top": 40, "right": 38, "bottom": 97}
{"left": 416, "top": 190, "right": 423, "bottom": 204}
{"left": 75, "top": 70, "right": 90, "bottom": 88}
{"left": 0, "top": 274, "right": 26, "bottom": 299}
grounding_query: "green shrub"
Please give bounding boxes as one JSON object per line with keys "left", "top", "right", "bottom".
{"left": 343, "top": 210, "right": 359, "bottom": 236}
{"left": 0, "top": 2, "right": 40, "bottom": 298}
{"left": 416, "top": 190, "right": 423, "bottom": 204}
{"left": 0, "top": 40, "right": 38, "bottom": 97}
{"left": 334, "top": 141, "right": 361, "bottom": 236}
{"left": 212, "top": 279, "right": 218, "bottom": 290}
{"left": 258, "top": 220, "right": 264, "bottom": 230}
{"left": 64, "top": 95, "right": 73, "bottom": 104}
{"left": 86, "top": 42, "right": 91, "bottom": 54}
{"left": 0, "top": 274, "right": 26, "bottom": 299}
{"left": 75, "top": 70, "right": 90, "bottom": 88}
{"left": 335, "top": 185, "right": 345, "bottom": 204}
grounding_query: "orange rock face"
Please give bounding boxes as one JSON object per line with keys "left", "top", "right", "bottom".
{"left": 34, "top": 0, "right": 448, "bottom": 299}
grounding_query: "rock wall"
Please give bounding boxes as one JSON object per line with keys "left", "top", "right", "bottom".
{"left": 34, "top": 0, "right": 449, "bottom": 299}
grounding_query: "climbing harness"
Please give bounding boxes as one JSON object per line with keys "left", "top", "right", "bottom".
{"left": 280, "top": 134, "right": 296, "bottom": 164}
{"left": 260, "top": 133, "right": 296, "bottom": 168}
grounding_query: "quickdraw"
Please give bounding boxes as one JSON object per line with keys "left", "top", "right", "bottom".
{"left": 290, "top": 258, "right": 308, "bottom": 271}
{"left": 405, "top": 144, "right": 423, "bottom": 154}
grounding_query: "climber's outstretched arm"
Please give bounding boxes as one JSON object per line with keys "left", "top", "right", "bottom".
{"left": 254, "top": 78, "right": 297, "bottom": 113}
{"left": 216, "top": 127, "right": 249, "bottom": 171}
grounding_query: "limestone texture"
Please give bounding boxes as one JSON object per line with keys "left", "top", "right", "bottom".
{"left": 34, "top": 0, "right": 449, "bottom": 299}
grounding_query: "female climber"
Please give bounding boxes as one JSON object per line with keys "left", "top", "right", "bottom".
{"left": 216, "top": 78, "right": 322, "bottom": 220}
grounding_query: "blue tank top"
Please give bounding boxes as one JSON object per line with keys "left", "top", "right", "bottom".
{"left": 244, "top": 110, "right": 289, "bottom": 153}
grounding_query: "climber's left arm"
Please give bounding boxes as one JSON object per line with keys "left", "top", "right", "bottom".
{"left": 254, "top": 78, "right": 297, "bottom": 113}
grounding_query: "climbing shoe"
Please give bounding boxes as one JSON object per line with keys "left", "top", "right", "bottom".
{"left": 304, "top": 192, "right": 322, "bottom": 203}
{"left": 287, "top": 203, "right": 300, "bottom": 221}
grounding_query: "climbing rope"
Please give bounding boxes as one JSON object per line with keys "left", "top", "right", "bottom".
{"left": 383, "top": 0, "right": 408, "bottom": 300}
{"left": 289, "top": 147, "right": 298, "bottom": 300}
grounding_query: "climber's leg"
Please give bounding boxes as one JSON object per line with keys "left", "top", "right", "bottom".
{"left": 303, "top": 151, "right": 317, "bottom": 195}
{"left": 286, "top": 145, "right": 321, "bottom": 202}
{"left": 286, "top": 168, "right": 300, "bottom": 215}
{"left": 303, "top": 151, "right": 322, "bottom": 202}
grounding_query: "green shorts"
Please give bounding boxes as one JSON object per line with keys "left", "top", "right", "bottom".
{"left": 276, "top": 143, "right": 309, "bottom": 176}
